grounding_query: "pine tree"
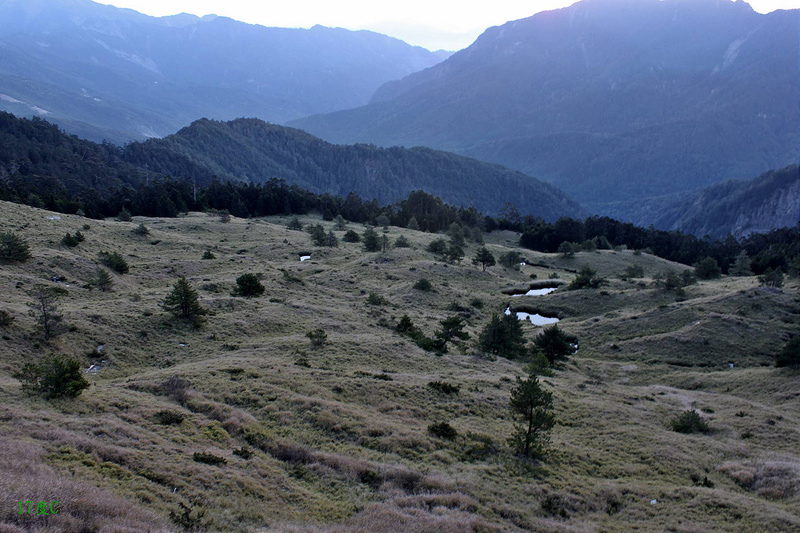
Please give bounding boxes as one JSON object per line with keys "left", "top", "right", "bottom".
{"left": 433, "top": 315, "right": 469, "bottom": 353}
{"left": 310, "top": 224, "right": 326, "bottom": 246}
{"left": 729, "top": 251, "right": 753, "bottom": 276}
{"left": 479, "top": 314, "right": 526, "bottom": 359}
{"left": 325, "top": 230, "right": 339, "bottom": 248}
{"left": 362, "top": 227, "right": 381, "bottom": 252}
{"left": 94, "top": 267, "right": 113, "bottom": 292}
{"left": 534, "top": 324, "right": 577, "bottom": 364}
{"left": 446, "top": 222, "right": 465, "bottom": 247}
{"left": 407, "top": 216, "right": 420, "bottom": 231}
{"left": 472, "top": 247, "right": 496, "bottom": 271}
{"left": 509, "top": 372, "right": 555, "bottom": 458}
{"left": 162, "top": 277, "right": 207, "bottom": 323}
{"left": 28, "top": 287, "right": 65, "bottom": 341}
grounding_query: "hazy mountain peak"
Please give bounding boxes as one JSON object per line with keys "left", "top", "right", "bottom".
{"left": 0, "top": 0, "right": 449, "bottom": 143}
{"left": 295, "top": 0, "right": 798, "bottom": 225}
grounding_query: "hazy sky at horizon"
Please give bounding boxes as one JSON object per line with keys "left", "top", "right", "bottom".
{"left": 95, "top": 0, "right": 800, "bottom": 50}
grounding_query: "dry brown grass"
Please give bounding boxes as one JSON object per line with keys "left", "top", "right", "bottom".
{"left": 0, "top": 201, "right": 799, "bottom": 532}
{"left": 0, "top": 437, "right": 167, "bottom": 532}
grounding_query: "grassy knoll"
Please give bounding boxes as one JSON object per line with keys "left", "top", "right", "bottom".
{"left": 0, "top": 200, "right": 798, "bottom": 533}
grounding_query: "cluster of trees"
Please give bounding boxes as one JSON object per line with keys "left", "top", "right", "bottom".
{"left": 518, "top": 216, "right": 800, "bottom": 277}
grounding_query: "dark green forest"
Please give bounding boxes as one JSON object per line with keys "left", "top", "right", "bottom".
{"left": 119, "top": 117, "right": 582, "bottom": 220}
{"left": 1, "top": 111, "right": 797, "bottom": 277}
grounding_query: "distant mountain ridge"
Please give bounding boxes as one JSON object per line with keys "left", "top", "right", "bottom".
{"left": 119, "top": 118, "right": 584, "bottom": 220}
{"left": 642, "top": 165, "right": 800, "bottom": 239}
{"left": 292, "top": 0, "right": 799, "bottom": 222}
{"left": 0, "top": 0, "right": 447, "bottom": 144}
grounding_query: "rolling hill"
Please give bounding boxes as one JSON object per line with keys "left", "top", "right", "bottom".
{"left": 0, "top": 111, "right": 584, "bottom": 220}
{"left": 119, "top": 117, "right": 585, "bottom": 219}
{"left": 0, "top": 200, "right": 798, "bottom": 532}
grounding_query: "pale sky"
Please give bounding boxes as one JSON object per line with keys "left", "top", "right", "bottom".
{"left": 95, "top": 0, "right": 800, "bottom": 51}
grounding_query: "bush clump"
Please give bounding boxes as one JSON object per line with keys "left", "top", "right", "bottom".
{"left": 672, "top": 410, "right": 709, "bottom": 434}
{"left": 161, "top": 375, "right": 191, "bottom": 405}
{"left": 98, "top": 251, "right": 129, "bottom": 274}
{"left": 307, "top": 328, "right": 327, "bottom": 347}
{"left": 61, "top": 231, "right": 85, "bottom": 247}
{"left": 153, "top": 410, "right": 185, "bottom": 425}
{"left": 568, "top": 265, "right": 604, "bottom": 290}
{"left": 776, "top": 337, "right": 800, "bottom": 368}
{"left": 231, "top": 273, "right": 265, "bottom": 298}
{"left": 0, "top": 309, "right": 14, "bottom": 327}
{"left": 0, "top": 231, "right": 31, "bottom": 262}
{"left": 366, "top": 292, "right": 388, "bottom": 305}
{"left": 132, "top": 223, "right": 150, "bottom": 236}
{"left": 427, "top": 380, "right": 460, "bottom": 394}
{"left": 192, "top": 452, "right": 227, "bottom": 466}
{"left": 342, "top": 229, "right": 361, "bottom": 243}
{"left": 413, "top": 278, "right": 433, "bottom": 292}
{"left": 428, "top": 422, "right": 458, "bottom": 440}
{"left": 14, "top": 355, "right": 90, "bottom": 399}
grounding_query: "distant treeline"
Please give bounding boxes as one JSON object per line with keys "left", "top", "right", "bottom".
{"left": 514, "top": 216, "right": 799, "bottom": 276}
{"left": 0, "top": 111, "right": 797, "bottom": 275}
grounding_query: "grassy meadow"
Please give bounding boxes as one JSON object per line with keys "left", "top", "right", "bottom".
{"left": 0, "top": 199, "right": 798, "bottom": 533}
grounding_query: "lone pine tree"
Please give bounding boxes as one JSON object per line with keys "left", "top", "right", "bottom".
{"left": 472, "top": 247, "right": 496, "bottom": 271}
{"left": 509, "top": 372, "right": 555, "bottom": 459}
{"left": 163, "top": 277, "right": 207, "bottom": 323}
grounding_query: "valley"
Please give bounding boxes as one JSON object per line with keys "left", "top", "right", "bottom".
{"left": 1, "top": 200, "right": 798, "bottom": 532}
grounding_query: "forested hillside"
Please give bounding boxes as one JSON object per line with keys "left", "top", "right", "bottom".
{"left": 120, "top": 118, "right": 584, "bottom": 220}
{"left": 292, "top": 0, "right": 799, "bottom": 220}
{"left": 646, "top": 165, "right": 800, "bottom": 239}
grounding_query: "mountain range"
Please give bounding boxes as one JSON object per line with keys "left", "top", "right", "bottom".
{"left": 292, "top": 0, "right": 800, "bottom": 220}
{"left": 0, "top": 0, "right": 448, "bottom": 144}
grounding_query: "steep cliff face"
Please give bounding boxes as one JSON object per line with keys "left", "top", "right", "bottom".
{"left": 645, "top": 165, "right": 800, "bottom": 239}
{"left": 730, "top": 177, "right": 800, "bottom": 238}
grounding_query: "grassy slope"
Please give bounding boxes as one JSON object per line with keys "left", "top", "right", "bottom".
{"left": 0, "top": 199, "right": 798, "bottom": 533}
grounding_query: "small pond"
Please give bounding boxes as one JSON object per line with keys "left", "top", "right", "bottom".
{"left": 511, "top": 287, "right": 558, "bottom": 297}
{"left": 502, "top": 280, "right": 564, "bottom": 297}
{"left": 505, "top": 306, "right": 560, "bottom": 326}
